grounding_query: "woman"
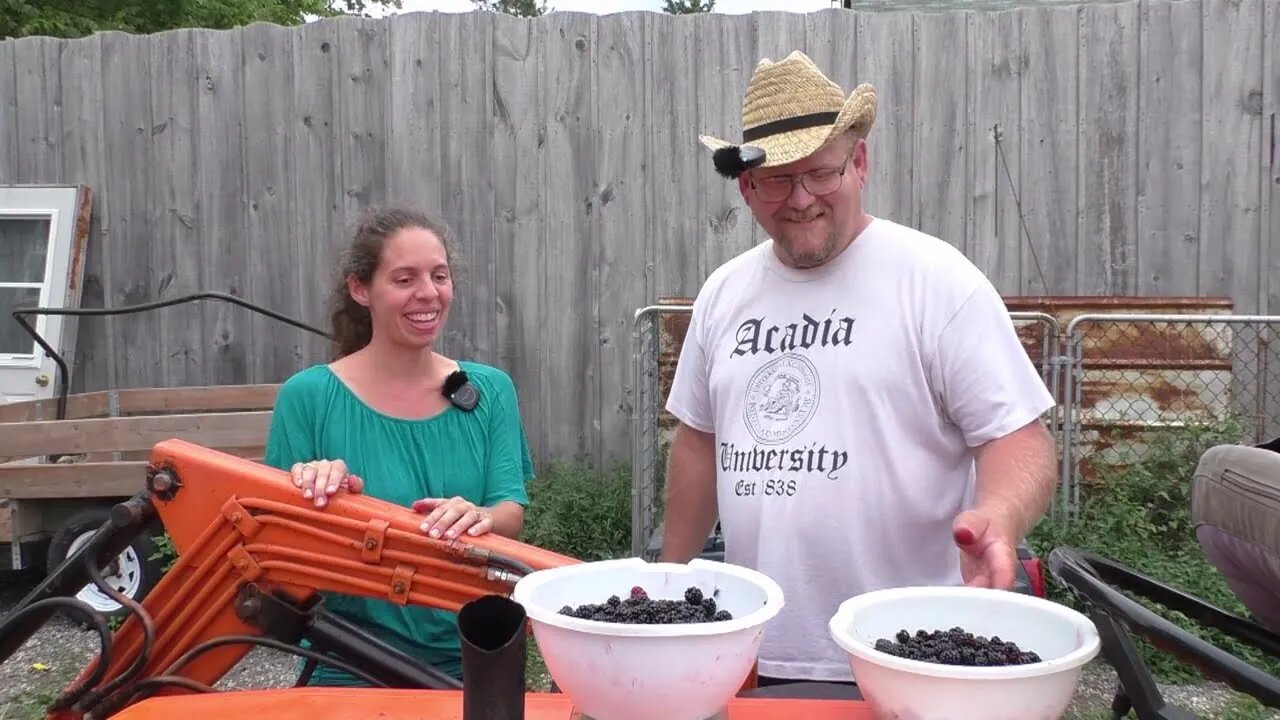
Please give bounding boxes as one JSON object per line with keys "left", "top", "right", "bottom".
{"left": 262, "top": 207, "right": 535, "bottom": 685}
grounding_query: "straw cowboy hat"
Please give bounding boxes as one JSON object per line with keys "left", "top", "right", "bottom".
{"left": 699, "top": 51, "right": 877, "bottom": 179}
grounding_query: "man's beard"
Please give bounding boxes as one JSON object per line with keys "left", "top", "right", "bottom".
{"left": 778, "top": 227, "right": 838, "bottom": 268}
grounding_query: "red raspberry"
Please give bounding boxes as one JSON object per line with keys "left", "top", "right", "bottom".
{"left": 630, "top": 586, "right": 647, "bottom": 599}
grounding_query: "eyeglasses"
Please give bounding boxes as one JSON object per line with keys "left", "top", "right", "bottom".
{"left": 747, "top": 146, "right": 854, "bottom": 203}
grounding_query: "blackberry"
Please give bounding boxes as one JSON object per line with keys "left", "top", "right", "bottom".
{"left": 559, "top": 585, "right": 735, "bottom": 625}
{"left": 873, "top": 627, "right": 1042, "bottom": 667}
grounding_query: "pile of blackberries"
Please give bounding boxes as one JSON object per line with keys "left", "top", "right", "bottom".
{"left": 873, "top": 627, "right": 1042, "bottom": 667}
{"left": 558, "top": 585, "right": 734, "bottom": 624}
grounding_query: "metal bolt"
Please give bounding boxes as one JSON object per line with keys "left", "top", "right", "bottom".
{"left": 365, "top": 538, "right": 377, "bottom": 550}
{"left": 392, "top": 582, "right": 405, "bottom": 594}
{"left": 230, "top": 512, "right": 242, "bottom": 523}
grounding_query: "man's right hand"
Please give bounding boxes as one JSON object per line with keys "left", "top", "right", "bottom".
{"left": 291, "top": 459, "right": 364, "bottom": 508}
{"left": 657, "top": 422, "right": 719, "bottom": 563}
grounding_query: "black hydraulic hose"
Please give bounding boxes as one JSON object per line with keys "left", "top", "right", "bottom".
{"left": 88, "top": 634, "right": 393, "bottom": 719}
{"left": 0, "top": 494, "right": 154, "bottom": 665}
{"left": 0, "top": 596, "right": 113, "bottom": 701}
{"left": 57, "top": 556, "right": 158, "bottom": 713}
{"left": 117, "top": 675, "right": 217, "bottom": 701}
{"left": 160, "top": 634, "right": 392, "bottom": 688}
{"left": 487, "top": 552, "right": 536, "bottom": 579}
{"left": 304, "top": 605, "right": 463, "bottom": 689}
{"left": 12, "top": 291, "right": 334, "bottom": 421}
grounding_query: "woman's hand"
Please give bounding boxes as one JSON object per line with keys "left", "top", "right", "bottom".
{"left": 413, "top": 496, "right": 493, "bottom": 539}
{"left": 290, "top": 459, "right": 363, "bottom": 508}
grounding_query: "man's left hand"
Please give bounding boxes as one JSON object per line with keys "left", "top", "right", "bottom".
{"left": 953, "top": 508, "right": 1018, "bottom": 590}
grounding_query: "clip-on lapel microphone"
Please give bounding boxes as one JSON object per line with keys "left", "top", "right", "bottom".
{"left": 443, "top": 370, "right": 480, "bottom": 412}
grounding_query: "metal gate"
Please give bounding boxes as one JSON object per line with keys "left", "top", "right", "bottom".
{"left": 1058, "top": 312, "right": 1280, "bottom": 515}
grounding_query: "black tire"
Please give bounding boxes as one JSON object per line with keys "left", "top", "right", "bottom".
{"left": 45, "top": 506, "right": 167, "bottom": 620}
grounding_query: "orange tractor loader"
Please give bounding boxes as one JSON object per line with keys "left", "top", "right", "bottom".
{"left": 0, "top": 439, "right": 873, "bottom": 720}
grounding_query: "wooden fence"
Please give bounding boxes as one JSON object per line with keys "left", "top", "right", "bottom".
{"left": 0, "top": 0, "right": 1277, "bottom": 467}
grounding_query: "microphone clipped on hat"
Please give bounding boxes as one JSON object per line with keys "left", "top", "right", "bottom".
{"left": 443, "top": 370, "right": 480, "bottom": 412}
{"left": 712, "top": 144, "right": 767, "bottom": 179}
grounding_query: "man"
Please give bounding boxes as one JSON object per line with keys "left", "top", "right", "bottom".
{"left": 658, "top": 51, "right": 1061, "bottom": 687}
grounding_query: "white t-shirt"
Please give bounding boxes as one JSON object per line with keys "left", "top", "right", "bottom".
{"left": 664, "top": 217, "right": 1056, "bottom": 682}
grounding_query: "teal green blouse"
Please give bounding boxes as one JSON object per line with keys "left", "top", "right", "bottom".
{"left": 262, "top": 361, "right": 535, "bottom": 684}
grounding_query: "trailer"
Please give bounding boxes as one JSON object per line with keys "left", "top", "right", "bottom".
{"left": 0, "top": 383, "right": 280, "bottom": 616}
{"left": 0, "top": 180, "right": 332, "bottom": 616}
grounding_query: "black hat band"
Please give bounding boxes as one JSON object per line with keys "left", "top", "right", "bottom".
{"left": 742, "top": 111, "right": 840, "bottom": 143}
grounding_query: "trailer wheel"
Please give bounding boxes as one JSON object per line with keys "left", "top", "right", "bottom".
{"left": 46, "top": 507, "right": 166, "bottom": 619}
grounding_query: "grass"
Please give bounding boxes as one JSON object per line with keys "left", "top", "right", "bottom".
{"left": 0, "top": 691, "right": 57, "bottom": 720}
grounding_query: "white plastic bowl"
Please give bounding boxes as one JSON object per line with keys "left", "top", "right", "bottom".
{"left": 512, "top": 557, "right": 784, "bottom": 720}
{"left": 828, "top": 586, "right": 1100, "bottom": 720}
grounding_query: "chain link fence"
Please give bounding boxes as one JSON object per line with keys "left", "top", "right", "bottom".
{"left": 628, "top": 302, "right": 1066, "bottom": 556}
{"left": 630, "top": 303, "right": 1280, "bottom": 549}
{"left": 1059, "top": 313, "right": 1280, "bottom": 514}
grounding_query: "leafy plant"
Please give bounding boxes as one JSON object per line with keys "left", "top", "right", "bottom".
{"left": 663, "top": 0, "right": 716, "bottom": 12}
{"left": 470, "top": 0, "right": 550, "bottom": 17}
{"left": 520, "top": 459, "right": 632, "bottom": 561}
{"left": 150, "top": 531, "right": 178, "bottom": 572}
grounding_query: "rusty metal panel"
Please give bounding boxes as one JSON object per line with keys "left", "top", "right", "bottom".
{"left": 1009, "top": 298, "right": 1237, "bottom": 424}
{"left": 1039, "top": 296, "right": 1241, "bottom": 491}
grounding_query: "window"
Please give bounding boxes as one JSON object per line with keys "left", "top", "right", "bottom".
{"left": 0, "top": 214, "right": 54, "bottom": 358}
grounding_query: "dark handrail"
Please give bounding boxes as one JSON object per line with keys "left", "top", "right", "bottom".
{"left": 12, "top": 291, "right": 335, "bottom": 421}
{"left": 1048, "top": 547, "right": 1280, "bottom": 719}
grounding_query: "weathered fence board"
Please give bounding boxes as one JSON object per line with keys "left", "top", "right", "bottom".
{"left": 1, "top": 1, "right": 1275, "bottom": 469}
{"left": 1202, "top": 0, "right": 1266, "bottom": 307}
{"left": 1135, "top": 0, "right": 1202, "bottom": 298}
{"left": 1019, "top": 4, "right": 1079, "bottom": 296}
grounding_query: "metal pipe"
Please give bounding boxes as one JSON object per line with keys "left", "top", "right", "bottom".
{"left": 1256, "top": 330, "right": 1270, "bottom": 444}
{"left": 1048, "top": 547, "right": 1280, "bottom": 714}
{"left": 458, "top": 594, "right": 528, "bottom": 720}
{"left": 12, "top": 291, "right": 334, "bottom": 421}
{"left": 1064, "top": 312, "right": 1280, "bottom": 338}
{"left": 1057, "top": 334, "right": 1079, "bottom": 519}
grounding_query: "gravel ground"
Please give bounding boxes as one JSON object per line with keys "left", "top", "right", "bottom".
{"left": 0, "top": 569, "right": 1274, "bottom": 720}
